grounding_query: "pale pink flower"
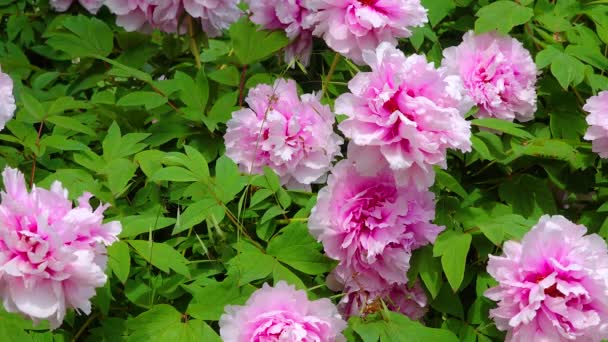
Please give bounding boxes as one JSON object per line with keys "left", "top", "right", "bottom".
{"left": 105, "top": 0, "right": 185, "bottom": 33}
{"left": 486, "top": 215, "right": 608, "bottom": 342}
{"left": 442, "top": 31, "right": 538, "bottom": 122}
{"left": 224, "top": 79, "right": 343, "bottom": 189}
{"left": 219, "top": 281, "right": 347, "bottom": 341}
{"left": 303, "top": 0, "right": 427, "bottom": 64}
{"left": 338, "top": 282, "right": 427, "bottom": 320}
{"left": 183, "top": 0, "right": 242, "bottom": 38}
{"left": 0, "top": 168, "right": 121, "bottom": 329}
{"left": 584, "top": 91, "right": 608, "bottom": 158}
{"left": 309, "top": 157, "right": 444, "bottom": 292}
{"left": 50, "top": 0, "right": 104, "bottom": 14}
{"left": 0, "top": 67, "right": 15, "bottom": 131}
{"left": 336, "top": 43, "right": 472, "bottom": 189}
{"left": 248, "top": 0, "right": 314, "bottom": 66}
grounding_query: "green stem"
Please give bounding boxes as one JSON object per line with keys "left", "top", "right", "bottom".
{"left": 322, "top": 53, "right": 341, "bottom": 98}
{"left": 187, "top": 16, "right": 202, "bottom": 69}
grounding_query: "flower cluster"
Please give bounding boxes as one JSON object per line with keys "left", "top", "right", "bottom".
{"left": 224, "top": 79, "right": 343, "bottom": 189}
{"left": 247, "top": 0, "right": 314, "bottom": 66}
{"left": 339, "top": 282, "right": 427, "bottom": 319}
{"left": 50, "top": 0, "right": 103, "bottom": 14}
{"left": 442, "top": 31, "right": 539, "bottom": 122}
{"left": 0, "top": 168, "right": 121, "bottom": 329}
{"left": 219, "top": 281, "right": 347, "bottom": 341}
{"left": 584, "top": 91, "right": 608, "bottom": 158}
{"left": 102, "top": 0, "right": 242, "bottom": 36}
{"left": 0, "top": 66, "right": 15, "bottom": 131}
{"left": 309, "top": 158, "right": 442, "bottom": 293}
{"left": 336, "top": 43, "right": 472, "bottom": 189}
{"left": 486, "top": 215, "right": 608, "bottom": 341}
{"left": 304, "top": 0, "right": 428, "bottom": 64}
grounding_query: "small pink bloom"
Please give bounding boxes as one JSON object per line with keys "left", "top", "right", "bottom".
{"left": 304, "top": 0, "right": 427, "bottom": 64}
{"left": 105, "top": 0, "right": 185, "bottom": 33}
{"left": 442, "top": 31, "right": 538, "bottom": 122}
{"left": 224, "top": 79, "right": 343, "bottom": 189}
{"left": 0, "top": 67, "right": 15, "bottom": 131}
{"left": 50, "top": 0, "right": 104, "bottom": 14}
{"left": 336, "top": 43, "right": 472, "bottom": 189}
{"left": 0, "top": 168, "right": 121, "bottom": 329}
{"left": 486, "top": 215, "right": 608, "bottom": 341}
{"left": 248, "top": 0, "right": 314, "bottom": 66}
{"left": 309, "top": 157, "right": 444, "bottom": 292}
{"left": 584, "top": 91, "right": 608, "bottom": 158}
{"left": 183, "top": 0, "right": 242, "bottom": 38}
{"left": 219, "top": 281, "right": 347, "bottom": 341}
{"left": 339, "top": 282, "right": 427, "bottom": 320}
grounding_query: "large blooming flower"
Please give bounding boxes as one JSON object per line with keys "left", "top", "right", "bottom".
{"left": 304, "top": 0, "right": 427, "bottom": 64}
{"left": 338, "top": 282, "right": 427, "bottom": 320}
{"left": 336, "top": 43, "right": 472, "bottom": 189}
{"left": 50, "top": 0, "right": 104, "bottom": 14}
{"left": 248, "top": 0, "right": 314, "bottom": 66}
{"left": 309, "top": 157, "right": 443, "bottom": 292}
{"left": 0, "top": 168, "right": 121, "bottom": 329}
{"left": 183, "top": 0, "right": 242, "bottom": 38}
{"left": 0, "top": 67, "right": 15, "bottom": 131}
{"left": 105, "top": 0, "right": 185, "bottom": 33}
{"left": 224, "top": 79, "right": 343, "bottom": 189}
{"left": 442, "top": 31, "right": 538, "bottom": 122}
{"left": 219, "top": 281, "right": 347, "bottom": 341}
{"left": 486, "top": 215, "right": 608, "bottom": 341}
{"left": 584, "top": 91, "right": 608, "bottom": 158}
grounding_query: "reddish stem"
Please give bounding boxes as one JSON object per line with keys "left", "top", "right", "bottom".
{"left": 238, "top": 65, "right": 248, "bottom": 107}
{"left": 30, "top": 121, "right": 44, "bottom": 187}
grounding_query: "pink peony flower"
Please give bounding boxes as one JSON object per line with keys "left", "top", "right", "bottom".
{"left": 303, "top": 0, "right": 427, "bottom": 64}
{"left": 248, "top": 0, "right": 314, "bottom": 66}
{"left": 219, "top": 281, "right": 347, "bottom": 341}
{"left": 584, "top": 91, "right": 608, "bottom": 158}
{"left": 50, "top": 0, "right": 104, "bottom": 14}
{"left": 0, "top": 168, "right": 121, "bottom": 329}
{"left": 338, "top": 282, "right": 427, "bottom": 320}
{"left": 0, "top": 67, "right": 15, "bottom": 131}
{"left": 336, "top": 43, "right": 472, "bottom": 189}
{"left": 183, "top": 0, "right": 242, "bottom": 38}
{"left": 105, "top": 0, "right": 185, "bottom": 33}
{"left": 224, "top": 79, "right": 343, "bottom": 189}
{"left": 486, "top": 215, "right": 608, "bottom": 341}
{"left": 309, "top": 157, "right": 444, "bottom": 292}
{"left": 442, "top": 31, "right": 538, "bottom": 122}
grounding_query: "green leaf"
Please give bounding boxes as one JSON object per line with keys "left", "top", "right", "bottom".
{"left": 475, "top": 1, "right": 533, "bottom": 34}
{"left": 150, "top": 167, "right": 198, "bottom": 183}
{"left": 187, "top": 279, "right": 256, "bottom": 321}
{"left": 421, "top": 0, "right": 455, "bottom": 26}
{"left": 230, "top": 17, "right": 289, "bottom": 65}
{"left": 433, "top": 231, "right": 472, "bottom": 291}
{"left": 46, "top": 15, "right": 114, "bottom": 57}
{"left": 435, "top": 169, "right": 467, "bottom": 198}
{"left": 46, "top": 115, "right": 96, "bottom": 136}
{"left": 117, "top": 91, "right": 167, "bottom": 110}
{"left": 227, "top": 249, "right": 276, "bottom": 285}
{"left": 471, "top": 118, "right": 534, "bottom": 139}
{"left": 411, "top": 246, "right": 443, "bottom": 299}
{"left": 351, "top": 312, "right": 459, "bottom": 342}
{"left": 208, "top": 65, "right": 240, "bottom": 86}
{"left": 215, "top": 155, "right": 246, "bottom": 202}
{"left": 173, "top": 199, "right": 221, "bottom": 235}
{"left": 128, "top": 240, "right": 190, "bottom": 277}
{"left": 551, "top": 51, "right": 585, "bottom": 89}
{"left": 267, "top": 223, "right": 335, "bottom": 275}
{"left": 127, "top": 305, "right": 217, "bottom": 342}
{"left": 120, "top": 215, "right": 177, "bottom": 238}
{"left": 107, "top": 241, "right": 131, "bottom": 284}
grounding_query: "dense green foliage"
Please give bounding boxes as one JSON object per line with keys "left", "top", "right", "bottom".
{"left": 0, "top": 0, "right": 608, "bottom": 341}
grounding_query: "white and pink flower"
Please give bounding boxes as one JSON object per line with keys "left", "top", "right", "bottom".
{"left": 486, "top": 215, "right": 608, "bottom": 341}
{"left": 0, "top": 168, "right": 121, "bottom": 329}
{"left": 220, "top": 281, "right": 347, "bottom": 341}
{"left": 224, "top": 79, "right": 343, "bottom": 189}
{"left": 0, "top": 67, "right": 15, "bottom": 131}
{"left": 336, "top": 43, "right": 472, "bottom": 189}
{"left": 442, "top": 31, "right": 538, "bottom": 122}
{"left": 304, "top": 0, "right": 427, "bottom": 64}
{"left": 584, "top": 91, "right": 608, "bottom": 159}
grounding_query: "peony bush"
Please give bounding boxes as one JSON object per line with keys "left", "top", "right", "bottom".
{"left": 0, "top": 0, "right": 608, "bottom": 341}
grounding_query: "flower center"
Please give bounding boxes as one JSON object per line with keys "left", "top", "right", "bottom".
{"left": 383, "top": 96, "right": 400, "bottom": 114}
{"left": 544, "top": 283, "right": 565, "bottom": 298}
{"left": 358, "top": 0, "right": 377, "bottom": 6}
